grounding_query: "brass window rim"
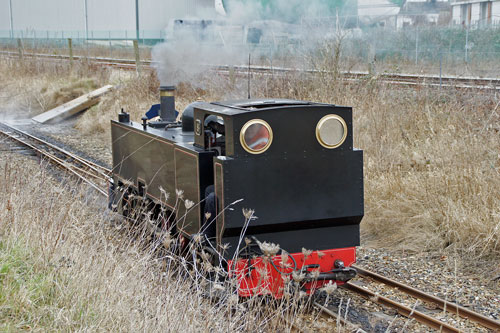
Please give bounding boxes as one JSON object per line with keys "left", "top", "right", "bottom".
{"left": 240, "top": 119, "right": 273, "bottom": 154}
{"left": 316, "top": 114, "right": 348, "bottom": 149}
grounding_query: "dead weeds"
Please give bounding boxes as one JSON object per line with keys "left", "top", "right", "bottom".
{"left": 1, "top": 53, "right": 499, "bottom": 260}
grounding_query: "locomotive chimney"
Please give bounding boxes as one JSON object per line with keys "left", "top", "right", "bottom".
{"left": 160, "top": 86, "right": 176, "bottom": 122}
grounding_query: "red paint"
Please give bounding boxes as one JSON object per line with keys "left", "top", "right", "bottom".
{"left": 228, "top": 247, "right": 356, "bottom": 297}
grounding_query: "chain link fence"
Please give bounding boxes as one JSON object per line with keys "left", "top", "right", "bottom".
{"left": 1, "top": 24, "right": 499, "bottom": 77}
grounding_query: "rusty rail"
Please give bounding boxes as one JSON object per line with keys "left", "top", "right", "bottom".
{"left": 0, "top": 122, "right": 111, "bottom": 196}
{"left": 350, "top": 265, "right": 500, "bottom": 332}
{"left": 352, "top": 265, "right": 500, "bottom": 331}
{"left": 344, "top": 281, "right": 463, "bottom": 332}
{"left": 1, "top": 50, "right": 499, "bottom": 91}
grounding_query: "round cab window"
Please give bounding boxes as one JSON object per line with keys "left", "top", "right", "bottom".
{"left": 240, "top": 119, "right": 273, "bottom": 154}
{"left": 316, "top": 115, "right": 347, "bottom": 149}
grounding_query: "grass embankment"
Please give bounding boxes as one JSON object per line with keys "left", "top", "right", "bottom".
{"left": 0, "top": 158, "right": 165, "bottom": 331}
{"left": 1, "top": 157, "right": 322, "bottom": 331}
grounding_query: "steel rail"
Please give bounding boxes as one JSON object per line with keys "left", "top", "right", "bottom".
{"left": 344, "top": 281, "right": 463, "bottom": 332}
{"left": 352, "top": 264, "right": 500, "bottom": 332}
{"left": 0, "top": 123, "right": 109, "bottom": 196}
{"left": 215, "top": 67, "right": 500, "bottom": 91}
{"left": 1, "top": 50, "right": 499, "bottom": 90}
{"left": 2, "top": 123, "right": 111, "bottom": 178}
{"left": 218, "top": 63, "right": 500, "bottom": 87}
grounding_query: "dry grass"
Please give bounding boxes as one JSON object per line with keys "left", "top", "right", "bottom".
{"left": 1, "top": 155, "right": 344, "bottom": 331}
{"left": 250, "top": 72, "right": 500, "bottom": 258}
{"left": 0, "top": 57, "right": 109, "bottom": 117}
{"left": 40, "top": 77, "right": 98, "bottom": 111}
{"left": 1, "top": 49, "right": 499, "bottom": 259}
{"left": 1, "top": 45, "right": 499, "bottom": 332}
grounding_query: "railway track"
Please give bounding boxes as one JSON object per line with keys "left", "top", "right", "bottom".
{"left": 1, "top": 122, "right": 499, "bottom": 332}
{"left": 1, "top": 50, "right": 499, "bottom": 91}
{"left": 341, "top": 264, "right": 500, "bottom": 332}
{"left": 0, "top": 122, "right": 111, "bottom": 196}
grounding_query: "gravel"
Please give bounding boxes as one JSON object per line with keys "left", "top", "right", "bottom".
{"left": 354, "top": 246, "right": 500, "bottom": 331}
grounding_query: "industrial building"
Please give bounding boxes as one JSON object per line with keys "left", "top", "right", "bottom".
{"left": 451, "top": 0, "right": 500, "bottom": 26}
{"left": 2, "top": 0, "right": 500, "bottom": 41}
{"left": 0, "top": 0, "right": 216, "bottom": 39}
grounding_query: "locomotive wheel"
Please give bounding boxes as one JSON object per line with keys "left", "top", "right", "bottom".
{"left": 107, "top": 181, "right": 116, "bottom": 211}
{"left": 116, "top": 187, "right": 130, "bottom": 218}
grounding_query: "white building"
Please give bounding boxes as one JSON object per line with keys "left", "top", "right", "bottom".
{"left": 451, "top": 0, "right": 500, "bottom": 26}
{"left": 0, "top": 0, "right": 216, "bottom": 39}
{"left": 357, "top": 0, "right": 401, "bottom": 28}
{"left": 397, "top": 0, "right": 451, "bottom": 29}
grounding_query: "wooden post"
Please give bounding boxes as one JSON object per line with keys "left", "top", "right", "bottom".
{"left": 17, "top": 38, "right": 23, "bottom": 59}
{"left": 68, "top": 38, "right": 73, "bottom": 65}
{"left": 133, "top": 40, "right": 141, "bottom": 74}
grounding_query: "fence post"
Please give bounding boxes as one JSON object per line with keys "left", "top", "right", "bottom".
{"left": 133, "top": 39, "right": 141, "bottom": 74}
{"left": 68, "top": 38, "right": 73, "bottom": 65}
{"left": 465, "top": 27, "right": 469, "bottom": 63}
{"left": 439, "top": 52, "right": 442, "bottom": 88}
{"left": 109, "top": 31, "right": 112, "bottom": 59}
{"left": 415, "top": 27, "right": 419, "bottom": 65}
{"left": 17, "top": 38, "right": 23, "bottom": 58}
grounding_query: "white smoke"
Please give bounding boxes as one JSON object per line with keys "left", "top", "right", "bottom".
{"left": 152, "top": 0, "right": 348, "bottom": 86}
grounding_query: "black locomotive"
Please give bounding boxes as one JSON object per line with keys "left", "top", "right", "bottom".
{"left": 110, "top": 86, "right": 363, "bottom": 296}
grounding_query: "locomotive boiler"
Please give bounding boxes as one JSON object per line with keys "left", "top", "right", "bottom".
{"left": 109, "top": 86, "right": 363, "bottom": 296}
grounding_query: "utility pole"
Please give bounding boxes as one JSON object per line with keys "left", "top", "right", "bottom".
{"left": 135, "top": 0, "right": 140, "bottom": 41}
{"left": 9, "top": 0, "right": 14, "bottom": 39}
{"left": 84, "top": 0, "right": 89, "bottom": 40}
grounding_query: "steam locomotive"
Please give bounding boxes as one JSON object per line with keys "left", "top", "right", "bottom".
{"left": 109, "top": 86, "right": 363, "bottom": 297}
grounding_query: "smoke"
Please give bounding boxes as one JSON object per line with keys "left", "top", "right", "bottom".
{"left": 152, "top": 21, "right": 248, "bottom": 86}
{"left": 152, "top": 0, "right": 354, "bottom": 86}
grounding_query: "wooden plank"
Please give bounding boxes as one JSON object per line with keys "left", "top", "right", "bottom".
{"left": 32, "top": 85, "right": 113, "bottom": 124}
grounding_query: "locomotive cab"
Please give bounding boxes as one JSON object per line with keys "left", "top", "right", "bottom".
{"left": 189, "top": 99, "right": 363, "bottom": 257}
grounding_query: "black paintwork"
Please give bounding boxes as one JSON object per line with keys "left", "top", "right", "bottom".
{"left": 110, "top": 98, "right": 364, "bottom": 259}
{"left": 111, "top": 120, "right": 214, "bottom": 233}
